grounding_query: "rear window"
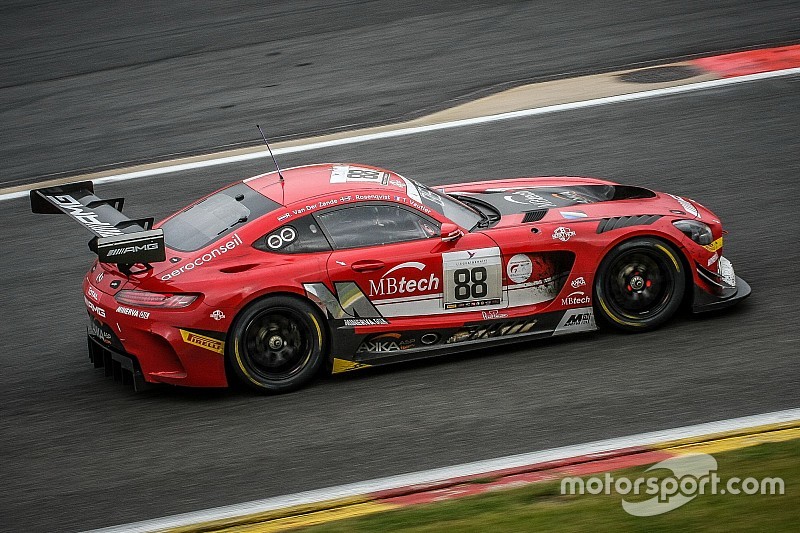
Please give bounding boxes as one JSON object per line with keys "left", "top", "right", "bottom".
{"left": 161, "top": 183, "right": 279, "bottom": 252}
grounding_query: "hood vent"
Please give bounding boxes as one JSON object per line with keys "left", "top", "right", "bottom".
{"left": 596, "top": 215, "right": 662, "bottom": 233}
{"left": 522, "top": 210, "right": 548, "bottom": 223}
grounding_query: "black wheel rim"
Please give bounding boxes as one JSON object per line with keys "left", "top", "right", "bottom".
{"left": 240, "top": 308, "right": 312, "bottom": 381}
{"left": 603, "top": 249, "right": 675, "bottom": 320}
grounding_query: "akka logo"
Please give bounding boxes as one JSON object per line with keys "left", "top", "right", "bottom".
{"left": 357, "top": 333, "right": 415, "bottom": 353}
{"left": 571, "top": 277, "right": 586, "bottom": 289}
{"left": 107, "top": 243, "right": 160, "bottom": 256}
{"left": 552, "top": 226, "right": 576, "bottom": 242}
{"left": 562, "top": 291, "right": 591, "bottom": 306}
{"left": 368, "top": 261, "right": 440, "bottom": 297}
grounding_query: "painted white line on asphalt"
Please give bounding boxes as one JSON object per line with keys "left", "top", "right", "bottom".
{"left": 85, "top": 407, "right": 800, "bottom": 533}
{"left": 5, "top": 66, "right": 800, "bottom": 204}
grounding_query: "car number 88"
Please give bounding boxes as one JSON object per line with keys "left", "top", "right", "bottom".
{"left": 453, "top": 267, "right": 488, "bottom": 300}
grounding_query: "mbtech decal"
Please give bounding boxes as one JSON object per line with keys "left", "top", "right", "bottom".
{"left": 179, "top": 329, "right": 224, "bottom": 354}
{"left": 369, "top": 261, "right": 440, "bottom": 297}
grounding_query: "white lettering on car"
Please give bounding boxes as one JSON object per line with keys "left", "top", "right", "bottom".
{"left": 161, "top": 233, "right": 243, "bottom": 280}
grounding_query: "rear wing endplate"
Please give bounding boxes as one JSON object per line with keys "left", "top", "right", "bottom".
{"left": 30, "top": 181, "right": 166, "bottom": 268}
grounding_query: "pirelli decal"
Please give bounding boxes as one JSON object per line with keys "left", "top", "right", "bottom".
{"left": 180, "top": 329, "right": 224, "bottom": 354}
{"left": 703, "top": 236, "right": 723, "bottom": 252}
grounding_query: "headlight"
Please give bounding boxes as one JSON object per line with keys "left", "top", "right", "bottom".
{"left": 115, "top": 290, "right": 198, "bottom": 309}
{"left": 673, "top": 220, "right": 713, "bottom": 245}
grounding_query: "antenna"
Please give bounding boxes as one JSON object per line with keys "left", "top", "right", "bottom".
{"left": 256, "top": 124, "right": 285, "bottom": 184}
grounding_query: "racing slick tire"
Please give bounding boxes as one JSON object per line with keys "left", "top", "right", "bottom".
{"left": 594, "top": 238, "right": 685, "bottom": 332}
{"left": 228, "top": 296, "right": 326, "bottom": 394}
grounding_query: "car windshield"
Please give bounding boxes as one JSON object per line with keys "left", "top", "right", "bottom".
{"left": 412, "top": 180, "right": 483, "bottom": 230}
{"left": 161, "top": 183, "right": 279, "bottom": 252}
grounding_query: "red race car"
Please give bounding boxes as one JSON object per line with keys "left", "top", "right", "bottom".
{"left": 31, "top": 163, "right": 750, "bottom": 393}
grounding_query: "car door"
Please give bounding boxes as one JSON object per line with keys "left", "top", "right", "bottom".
{"left": 314, "top": 202, "right": 502, "bottom": 327}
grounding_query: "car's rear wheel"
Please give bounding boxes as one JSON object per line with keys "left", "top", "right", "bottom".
{"left": 228, "top": 296, "right": 326, "bottom": 393}
{"left": 594, "top": 238, "right": 685, "bottom": 331}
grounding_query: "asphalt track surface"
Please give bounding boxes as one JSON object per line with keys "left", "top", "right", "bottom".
{"left": 2, "top": 0, "right": 800, "bottom": 185}
{"left": 1, "top": 3, "right": 800, "bottom": 533}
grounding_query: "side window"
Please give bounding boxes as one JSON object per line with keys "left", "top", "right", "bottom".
{"left": 253, "top": 214, "right": 332, "bottom": 254}
{"left": 316, "top": 204, "right": 439, "bottom": 249}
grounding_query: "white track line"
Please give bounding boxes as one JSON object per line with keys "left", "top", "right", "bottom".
{"left": 4, "top": 66, "right": 800, "bottom": 204}
{"left": 85, "top": 407, "right": 800, "bottom": 533}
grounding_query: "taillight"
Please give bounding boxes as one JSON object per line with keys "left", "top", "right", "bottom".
{"left": 115, "top": 290, "right": 198, "bottom": 309}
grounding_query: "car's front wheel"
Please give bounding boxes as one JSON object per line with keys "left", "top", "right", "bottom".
{"left": 228, "top": 296, "right": 326, "bottom": 393}
{"left": 594, "top": 238, "right": 686, "bottom": 331}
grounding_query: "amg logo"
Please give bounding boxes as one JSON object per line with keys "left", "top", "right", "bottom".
{"left": 52, "top": 195, "right": 125, "bottom": 238}
{"left": 108, "top": 243, "right": 159, "bottom": 256}
{"left": 84, "top": 296, "right": 106, "bottom": 318}
{"left": 564, "top": 313, "right": 592, "bottom": 327}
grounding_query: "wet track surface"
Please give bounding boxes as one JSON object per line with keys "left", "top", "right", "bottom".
{"left": 1, "top": 3, "right": 800, "bottom": 532}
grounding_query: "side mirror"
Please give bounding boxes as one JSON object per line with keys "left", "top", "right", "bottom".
{"left": 440, "top": 222, "right": 464, "bottom": 243}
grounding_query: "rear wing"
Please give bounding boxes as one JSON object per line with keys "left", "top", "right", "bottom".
{"left": 30, "top": 181, "right": 166, "bottom": 270}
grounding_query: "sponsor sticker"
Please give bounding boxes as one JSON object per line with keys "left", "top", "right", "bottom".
{"left": 369, "top": 261, "right": 440, "bottom": 297}
{"left": 718, "top": 257, "right": 736, "bottom": 287}
{"left": 210, "top": 310, "right": 226, "bottom": 321}
{"left": 554, "top": 307, "right": 596, "bottom": 335}
{"left": 106, "top": 242, "right": 160, "bottom": 257}
{"left": 49, "top": 194, "right": 125, "bottom": 238}
{"left": 571, "top": 276, "right": 587, "bottom": 289}
{"left": 344, "top": 318, "right": 389, "bottom": 326}
{"left": 503, "top": 190, "right": 557, "bottom": 208}
{"left": 85, "top": 296, "right": 106, "bottom": 318}
{"left": 179, "top": 330, "right": 224, "bottom": 354}
{"left": 87, "top": 285, "right": 100, "bottom": 302}
{"left": 552, "top": 226, "right": 576, "bottom": 242}
{"left": 357, "top": 333, "right": 415, "bottom": 353}
{"left": 161, "top": 233, "right": 243, "bottom": 280}
{"left": 482, "top": 310, "right": 509, "bottom": 320}
{"left": 266, "top": 226, "right": 297, "bottom": 250}
{"left": 88, "top": 319, "right": 113, "bottom": 344}
{"left": 703, "top": 236, "right": 723, "bottom": 252}
{"left": 116, "top": 306, "right": 150, "bottom": 320}
{"left": 506, "top": 254, "right": 533, "bottom": 284}
{"left": 562, "top": 290, "right": 591, "bottom": 306}
{"left": 669, "top": 194, "right": 700, "bottom": 218}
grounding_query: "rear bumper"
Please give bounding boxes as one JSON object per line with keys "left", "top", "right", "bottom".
{"left": 87, "top": 334, "right": 150, "bottom": 391}
{"left": 692, "top": 275, "right": 751, "bottom": 313}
